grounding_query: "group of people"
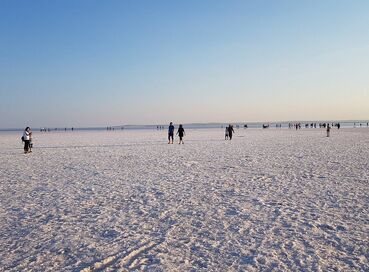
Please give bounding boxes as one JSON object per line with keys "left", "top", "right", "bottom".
{"left": 40, "top": 127, "right": 74, "bottom": 132}
{"left": 225, "top": 125, "right": 235, "bottom": 140}
{"left": 21, "top": 120, "right": 351, "bottom": 153}
{"left": 168, "top": 122, "right": 185, "bottom": 144}
{"left": 168, "top": 123, "right": 236, "bottom": 143}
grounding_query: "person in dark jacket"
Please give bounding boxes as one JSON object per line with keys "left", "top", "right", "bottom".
{"left": 227, "top": 124, "right": 235, "bottom": 140}
{"left": 176, "top": 124, "right": 185, "bottom": 144}
{"left": 168, "top": 122, "right": 175, "bottom": 144}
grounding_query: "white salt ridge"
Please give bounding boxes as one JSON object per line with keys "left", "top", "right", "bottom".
{"left": 0, "top": 128, "right": 368, "bottom": 271}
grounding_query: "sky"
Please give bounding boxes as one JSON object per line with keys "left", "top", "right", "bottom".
{"left": 1, "top": 0, "right": 369, "bottom": 128}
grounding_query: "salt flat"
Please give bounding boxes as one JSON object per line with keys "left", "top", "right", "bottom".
{"left": 0, "top": 128, "right": 368, "bottom": 271}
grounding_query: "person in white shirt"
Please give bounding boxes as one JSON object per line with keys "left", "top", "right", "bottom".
{"left": 23, "top": 127, "right": 32, "bottom": 153}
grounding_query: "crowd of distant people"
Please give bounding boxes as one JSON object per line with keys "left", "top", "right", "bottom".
{"left": 106, "top": 127, "right": 125, "bottom": 131}
{"left": 40, "top": 127, "right": 74, "bottom": 132}
{"left": 287, "top": 122, "right": 342, "bottom": 130}
{"left": 20, "top": 122, "right": 369, "bottom": 153}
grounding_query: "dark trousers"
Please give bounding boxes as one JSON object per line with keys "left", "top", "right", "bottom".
{"left": 24, "top": 140, "right": 30, "bottom": 152}
{"left": 168, "top": 132, "right": 174, "bottom": 141}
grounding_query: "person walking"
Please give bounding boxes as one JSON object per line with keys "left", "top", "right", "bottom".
{"left": 228, "top": 124, "right": 235, "bottom": 140}
{"left": 168, "top": 122, "right": 175, "bottom": 144}
{"left": 22, "top": 127, "right": 31, "bottom": 153}
{"left": 326, "top": 124, "right": 331, "bottom": 137}
{"left": 176, "top": 124, "right": 185, "bottom": 144}
{"left": 225, "top": 126, "right": 229, "bottom": 140}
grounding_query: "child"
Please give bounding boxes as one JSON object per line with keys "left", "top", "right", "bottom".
{"left": 29, "top": 131, "right": 33, "bottom": 152}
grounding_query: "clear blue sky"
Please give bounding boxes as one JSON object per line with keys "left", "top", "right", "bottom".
{"left": 1, "top": 0, "right": 368, "bottom": 128}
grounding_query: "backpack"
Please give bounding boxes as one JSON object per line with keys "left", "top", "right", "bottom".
{"left": 21, "top": 136, "right": 25, "bottom": 142}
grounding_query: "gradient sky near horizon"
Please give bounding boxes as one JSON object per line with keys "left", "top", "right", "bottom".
{"left": 1, "top": 0, "right": 369, "bottom": 128}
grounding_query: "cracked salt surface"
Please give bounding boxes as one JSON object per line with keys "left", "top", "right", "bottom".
{"left": 0, "top": 128, "right": 368, "bottom": 271}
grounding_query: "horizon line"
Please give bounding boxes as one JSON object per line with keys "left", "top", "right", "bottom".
{"left": 1, "top": 119, "right": 369, "bottom": 131}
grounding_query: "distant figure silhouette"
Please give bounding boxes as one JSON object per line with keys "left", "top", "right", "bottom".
{"left": 168, "top": 122, "right": 175, "bottom": 144}
{"left": 225, "top": 126, "right": 229, "bottom": 140}
{"left": 327, "top": 124, "right": 331, "bottom": 137}
{"left": 228, "top": 125, "right": 235, "bottom": 140}
{"left": 176, "top": 124, "right": 185, "bottom": 144}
